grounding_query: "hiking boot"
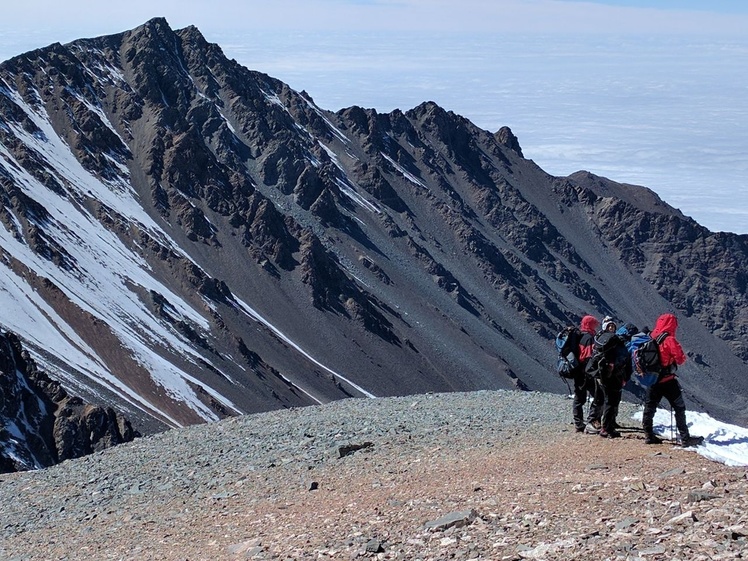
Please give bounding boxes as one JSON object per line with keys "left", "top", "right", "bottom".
{"left": 679, "top": 435, "right": 704, "bottom": 448}
{"left": 575, "top": 426, "right": 586, "bottom": 433}
{"left": 584, "top": 423, "right": 601, "bottom": 434}
{"left": 600, "top": 429, "right": 621, "bottom": 439}
{"left": 644, "top": 434, "right": 663, "bottom": 445}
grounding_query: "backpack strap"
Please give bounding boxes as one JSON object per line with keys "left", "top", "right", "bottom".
{"left": 655, "top": 332, "right": 669, "bottom": 345}
{"left": 654, "top": 332, "right": 674, "bottom": 380}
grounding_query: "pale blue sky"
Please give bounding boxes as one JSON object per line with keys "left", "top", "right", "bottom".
{"left": 2, "top": 0, "right": 748, "bottom": 42}
{"left": 574, "top": 0, "right": 746, "bottom": 13}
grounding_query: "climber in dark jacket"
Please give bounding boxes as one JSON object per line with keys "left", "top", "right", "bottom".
{"left": 588, "top": 321, "right": 632, "bottom": 439}
{"left": 572, "top": 315, "right": 603, "bottom": 432}
{"left": 641, "top": 313, "right": 703, "bottom": 447}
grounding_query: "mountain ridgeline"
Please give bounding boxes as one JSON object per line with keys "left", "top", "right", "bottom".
{"left": 0, "top": 18, "right": 746, "bottom": 455}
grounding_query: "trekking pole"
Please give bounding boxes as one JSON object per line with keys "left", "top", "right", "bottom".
{"left": 670, "top": 403, "right": 674, "bottom": 443}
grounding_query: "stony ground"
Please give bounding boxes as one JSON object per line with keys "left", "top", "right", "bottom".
{"left": 1, "top": 390, "right": 746, "bottom": 560}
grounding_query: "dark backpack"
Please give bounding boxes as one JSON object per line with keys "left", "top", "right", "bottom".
{"left": 555, "top": 326, "right": 581, "bottom": 379}
{"left": 586, "top": 332, "right": 630, "bottom": 382}
{"left": 628, "top": 332, "right": 668, "bottom": 387}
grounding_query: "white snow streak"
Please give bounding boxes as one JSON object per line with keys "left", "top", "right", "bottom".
{"left": 301, "top": 96, "right": 350, "bottom": 145}
{"left": 68, "top": 88, "right": 129, "bottom": 149}
{"left": 233, "top": 296, "right": 376, "bottom": 400}
{"left": 317, "top": 143, "right": 380, "bottom": 214}
{"left": 334, "top": 177, "right": 380, "bottom": 214}
{"left": 381, "top": 152, "right": 427, "bottom": 188}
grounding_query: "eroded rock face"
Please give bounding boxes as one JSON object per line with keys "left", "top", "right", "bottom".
{"left": 0, "top": 332, "right": 137, "bottom": 473}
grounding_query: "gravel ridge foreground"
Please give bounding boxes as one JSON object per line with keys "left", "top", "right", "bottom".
{"left": 1, "top": 390, "right": 746, "bottom": 560}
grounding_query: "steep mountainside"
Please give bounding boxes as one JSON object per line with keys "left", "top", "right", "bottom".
{"left": 0, "top": 331, "right": 135, "bottom": 472}
{"left": 0, "top": 18, "right": 746, "bottom": 443}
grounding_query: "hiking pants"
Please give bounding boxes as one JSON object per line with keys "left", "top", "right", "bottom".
{"left": 573, "top": 371, "right": 603, "bottom": 430}
{"left": 642, "top": 378, "right": 689, "bottom": 439}
{"left": 601, "top": 377, "right": 623, "bottom": 434}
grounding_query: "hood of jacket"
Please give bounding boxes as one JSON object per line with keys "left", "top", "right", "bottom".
{"left": 580, "top": 315, "right": 600, "bottom": 335}
{"left": 652, "top": 313, "right": 678, "bottom": 337}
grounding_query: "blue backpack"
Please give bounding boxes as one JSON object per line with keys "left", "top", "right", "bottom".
{"left": 627, "top": 332, "right": 668, "bottom": 387}
{"left": 615, "top": 323, "right": 638, "bottom": 342}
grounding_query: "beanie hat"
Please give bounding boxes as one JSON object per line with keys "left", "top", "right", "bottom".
{"left": 601, "top": 316, "right": 616, "bottom": 332}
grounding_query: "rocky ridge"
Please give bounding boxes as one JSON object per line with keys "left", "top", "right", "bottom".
{"left": 0, "top": 17, "right": 747, "bottom": 447}
{"left": 0, "top": 331, "right": 136, "bottom": 473}
{"left": 0, "top": 391, "right": 745, "bottom": 560}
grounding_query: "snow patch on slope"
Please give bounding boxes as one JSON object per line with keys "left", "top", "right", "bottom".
{"left": 634, "top": 408, "right": 748, "bottom": 467}
{"left": 0, "top": 82, "right": 240, "bottom": 425}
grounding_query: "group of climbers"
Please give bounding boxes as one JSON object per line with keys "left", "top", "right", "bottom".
{"left": 566, "top": 312, "right": 703, "bottom": 447}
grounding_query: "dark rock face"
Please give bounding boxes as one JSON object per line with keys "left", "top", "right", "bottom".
{"left": 0, "top": 332, "right": 137, "bottom": 472}
{"left": 0, "top": 18, "right": 747, "bottom": 434}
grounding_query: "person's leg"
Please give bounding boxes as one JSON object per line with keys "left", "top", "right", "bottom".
{"left": 601, "top": 380, "right": 622, "bottom": 436}
{"left": 663, "top": 380, "right": 692, "bottom": 442}
{"left": 642, "top": 384, "right": 663, "bottom": 443}
{"left": 586, "top": 377, "right": 604, "bottom": 428}
{"left": 572, "top": 372, "right": 588, "bottom": 431}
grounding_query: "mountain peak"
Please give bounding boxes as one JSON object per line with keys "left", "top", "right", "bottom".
{"left": 406, "top": 100, "right": 454, "bottom": 122}
{"left": 136, "top": 16, "right": 174, "bottom": 33}
{"left": 495, "top": 126, "right": 523, "bottom": 157}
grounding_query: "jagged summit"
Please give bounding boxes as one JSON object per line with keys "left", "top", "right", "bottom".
{"left": 495, "top": 126, "right": 523, "bottom": 157}
{"left": 0, "top": 19, "right": 747, "bottom": 470}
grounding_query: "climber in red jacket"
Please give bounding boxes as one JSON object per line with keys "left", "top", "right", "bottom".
{"left": 641, "top": 313, "right": 703, "bottom": 447}
{"left": 572, "top": 315, "right": 603, "bottom": 433}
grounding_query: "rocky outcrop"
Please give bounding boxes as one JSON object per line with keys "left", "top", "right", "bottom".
{"left": 0, "top": 331, "right": 137, "bottom": 473}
